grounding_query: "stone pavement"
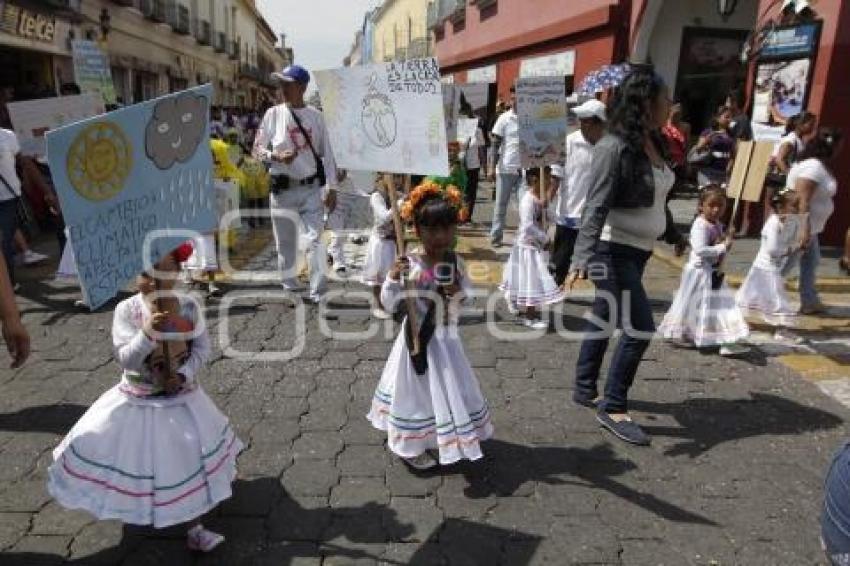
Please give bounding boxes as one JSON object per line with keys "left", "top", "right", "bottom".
{"left": 1, "top": 185, "right": 848, "bottom": 565}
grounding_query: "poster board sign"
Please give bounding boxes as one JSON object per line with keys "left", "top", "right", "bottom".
{"left": 72, "top": 40, "right": 117, "bottom": 105}
{"left": 442, "top": 84, "right": 461, "bottom": 142}
{"left": 458, "top": 83, "right": 489, "bottom": 120}
{"left": 315, "top": 58, "right": 449, "bottom": 176}
{"left": 516, "top": 76, "right": 567, "bottom": 168}
{"left": 7, "top": 93, "right": 104, "bottom": 158}
{"left": 753, "top": 59, "right": 811, "bottom": 125}
{"left": 761, "top": 22, "right": 820, "bottom": 59}
{"left": 752, "top": 122, "right": 785, "bottom": 144}
{"left": 520, "top": 50, "right": 575, "bottom": 78}
{"left": 46, "top": 85, "right": 216, "bottom": 309}
{"left": 725, "top": 141, "right": 773, "bottom": 203}
{"left": 466, "top": 64, "right": 496, "bottom": 83}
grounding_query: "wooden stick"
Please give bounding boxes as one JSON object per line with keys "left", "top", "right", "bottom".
{"left": 153, "top": 277, "right": 173, "bottom": 381}
{"left": 539, "top": 166, "right": 547, "bottom": 234}
{"left": 383, "top": 173, "right": 421, "bottom": 356}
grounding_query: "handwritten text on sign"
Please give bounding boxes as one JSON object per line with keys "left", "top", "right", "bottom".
{"left": 315, "top": 58, "right": 449, "bottom": 176}
{"left": 516, "top": 77, "right": 567, "bottom": 168}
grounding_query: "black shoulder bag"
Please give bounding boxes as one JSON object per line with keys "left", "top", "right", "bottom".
{"left": 288, "top": 107, "right": 326, "bottom": 186}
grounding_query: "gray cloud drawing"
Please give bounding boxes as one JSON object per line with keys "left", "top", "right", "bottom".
{"left": 145, "top": 93, "right": 209, "bottom": 170}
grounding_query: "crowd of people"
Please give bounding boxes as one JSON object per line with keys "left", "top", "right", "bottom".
{"left": 0, "top": 62, "right": 848, "bottom": 560}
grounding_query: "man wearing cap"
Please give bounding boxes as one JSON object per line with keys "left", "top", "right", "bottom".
{"left": 488, "top": 86, "right": 522, "bottom": 248}
{"left": 253, "top": 64, "right": 339, "bottom": 302}
{"left": 549, "top": 99, "right": 607, "bottom": 286}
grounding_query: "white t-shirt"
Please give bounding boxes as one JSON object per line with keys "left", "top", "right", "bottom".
{"left": 772, "top": 131, "right": 804, "bottom": 160}
{"left": 551, "top": 130, "right": 597, "bottom": 225}
{"left": 0, "top": 128, "right": 21, "bottom": 201}
{"left": 253, "top": 104, "right": 338, "bottom": 185}
{"left": 463, "top": 126, "right": 486, "bottom": 170}
{"left": 787, "top": 158, "right": 837, "bottom": 234}
{"left": 491, "top": 110, "right": 520, "bottom": 173}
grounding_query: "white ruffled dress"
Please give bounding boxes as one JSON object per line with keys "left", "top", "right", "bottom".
{"left": 659, "top": 217, "right": 749, "bottom": 347}
{"left": 500, "top": 192, "right": 565, "bottom": 307}
{"left": 361, "top": 191, "right": 398, "bottom": 287}
{"left": 47, "top": 294, "right": 242, "bottom": 528}
{"left": 736, "top": 214, "right": 800, "bottom": 326}
{"left": 367, "top": 254, "right": 493, "bottom": 464}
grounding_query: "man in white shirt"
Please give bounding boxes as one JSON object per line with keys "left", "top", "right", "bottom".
{"left": 253, "top": 65, "right": 339, "bottom": 303}
{"left": 549, "top": 99, "right": 607, "bottom": 285}
{"left": 0, "top": 127, "right": 22, "bottom": 284}
{"left": 489, "top": 86, "right": 522, "bottom": 248}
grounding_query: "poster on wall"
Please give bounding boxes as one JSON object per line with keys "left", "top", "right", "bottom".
{"left": 753, "top": 59, "right": 811, "bottom": 125}
{"left": 519, "top": 50, "right": 575, "bottom": 78}
{"left": 7, "top": 93, "right": 104, "bottom": 158}
{"left": 315, "top": 58, "right": 449, "bottom": 176}
{"left": 72, "top": 40, "right": 117, "bottom": 105}
{"left": 516, "top": 76, "right": 567, "bottom": 168}
{"left": 46, "top": 85, "right": 216, "bottom": 309}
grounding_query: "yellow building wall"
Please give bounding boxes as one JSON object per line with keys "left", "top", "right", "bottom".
{"left": 370, "top": 0, "right": 431, "bottom": 63}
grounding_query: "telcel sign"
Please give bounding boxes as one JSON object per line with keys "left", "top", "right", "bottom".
{"left": 0, "top": 3, "right": 56, "bottom": 43}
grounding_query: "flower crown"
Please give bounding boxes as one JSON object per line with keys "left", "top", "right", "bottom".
{"left": 400, "top": 179, "right": 469, "bottom": 223}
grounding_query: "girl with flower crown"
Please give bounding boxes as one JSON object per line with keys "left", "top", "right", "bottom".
{"left": 500, "top": 167, "right": 565, "bottom": 329}
{"left": 367, "top": 181, "right": 492, "bottom": 470}
{"left": 48, "top": 243, "right": 242, "bottom": 552}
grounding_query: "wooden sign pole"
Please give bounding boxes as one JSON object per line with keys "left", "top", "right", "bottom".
{"left": 383, "top": 173, "right": 421, "bottom": 356}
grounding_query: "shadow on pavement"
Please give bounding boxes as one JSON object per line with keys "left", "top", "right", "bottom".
{"left": 448, "top": 440, "right": 716, "bottom": 526}
{"left": 632, "top": 392, "right": 844, "bottom": 458}
{"left": 0, "top": 403, "right": 87, "bottom": 434}
{"left": 2, "top": 476, "right": 542, "bottom": 565}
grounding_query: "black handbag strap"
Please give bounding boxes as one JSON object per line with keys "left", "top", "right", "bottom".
{"left": 288, "top": 106, "right": 322, "bottom": 171}
{"left": 0, "top": 171, "right": 18, "bottom": 199}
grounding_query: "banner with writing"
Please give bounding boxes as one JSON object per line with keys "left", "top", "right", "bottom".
{"left": 315, "top": 58, "right": 449, "bottom": 176}
{"left": 442, "top": 84, "right": 460, "bottom": 143}
{"left": 7, "top": 93, "right": 104, "bottom": 158}
{"left": 516, "top": 77, "right": 567, "bottom": 168}
{"left": 46, "top": 85, "right": 216, "bottom": 309}
{"left": 72, "top": 40, "right": 117, "bottom": 105}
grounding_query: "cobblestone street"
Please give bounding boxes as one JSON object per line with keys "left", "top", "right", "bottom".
{"left": 1, "top": 192, "right": 848, "bottom": 564}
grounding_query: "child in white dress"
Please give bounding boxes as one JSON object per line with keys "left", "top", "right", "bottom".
{"left": 659, "top": 186, "right": 750, "bottom": 356}
{"left": 500, "top": 167, "right": 565, "bottom": 329}
{"left": 362, "top": 174, "right": 402, "bottom": 319}
{"left": 737, "top": 187, "right": 802, "bottom": 339}
{"left": 48, "top": 243, "right": 242, "bottom": 552}
{"left": 367, "top": 181, "right": 493, "bottom": 470}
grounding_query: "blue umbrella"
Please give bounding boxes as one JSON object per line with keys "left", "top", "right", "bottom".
{"left": 576, "top": 63, "right": 632, "bottom": 96}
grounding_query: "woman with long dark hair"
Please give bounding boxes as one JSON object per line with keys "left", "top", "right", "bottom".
{"left": 787, "top": 127, "right": 843, "bottom": 314}
{"left": 566, "top": 67, "right": 682, "bottom": 445}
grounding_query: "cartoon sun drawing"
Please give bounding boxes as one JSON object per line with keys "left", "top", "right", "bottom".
{"left": 66, "top": 121, "right": 132, "bottom": 202}
{"left": 361, "top": 74, "right": 397, "bottom": 148}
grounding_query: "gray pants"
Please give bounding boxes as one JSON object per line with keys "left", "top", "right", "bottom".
{"left": 490, "top": 172, "right": 525, "bottom": 245}
{"left": 270, "top": 184, "right": 326, "bottom": 296}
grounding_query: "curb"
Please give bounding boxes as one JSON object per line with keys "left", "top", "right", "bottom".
{"left": 652, "top": 247, "right": 850, "bottom": 294}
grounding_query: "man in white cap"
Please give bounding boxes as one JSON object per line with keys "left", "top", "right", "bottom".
{"left": 253, "top": 64, "right": 338, "bottom": 303}
{"left": 549, "top": 98, "right": 607, "bottom": 286}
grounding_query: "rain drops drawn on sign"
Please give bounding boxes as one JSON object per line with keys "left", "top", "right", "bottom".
{"left": 360, "top": 73, "right": 397, "bottom": 149}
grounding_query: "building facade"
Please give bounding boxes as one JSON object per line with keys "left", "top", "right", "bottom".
{"left": 0, "top": 0, "right": 285, "bottom": 108}
{"left": 371, "top": 0, "right": 432, "bottom": 63}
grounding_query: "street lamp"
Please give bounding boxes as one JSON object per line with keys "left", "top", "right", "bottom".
{"left": 717, "top": 0, "right": 738, "bottom": 21}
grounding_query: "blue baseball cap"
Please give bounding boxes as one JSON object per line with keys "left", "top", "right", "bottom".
{"left": 271, "top": 65, "right": 310, "bottom": 85}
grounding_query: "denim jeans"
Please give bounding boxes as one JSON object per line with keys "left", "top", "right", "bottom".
{"left": 798, "top": 235, "right": 821, "bottom": 309}
{"left": 0, "top": 198, "right": 19, "bottom": 284}
{"left": 489, "top": 172, "right": 524, "bottom": 244}
{"left": 823, "top": 443, "right": 850, "bottom": 565}
{"left": 574, "top": 241, "right": 655, "bottom": 414}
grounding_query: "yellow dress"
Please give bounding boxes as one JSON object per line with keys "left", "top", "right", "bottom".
{"left": 239, "top": 156, "right": 270, "bottom": 200}
{"left": 210, "top": 139, "right": 240, "bottom": 248}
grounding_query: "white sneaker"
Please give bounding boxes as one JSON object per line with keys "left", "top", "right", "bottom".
{"left": 207, "top": 282, "right": 222, "bottom": 298}
{"left": 402, "top": 452, "right": 438, "bottom": 470}
{"left": 281, "top": 279, "right": 306, "bottom": 293}
{"left": 522, "top": 318, "right": 549, "bottom": 330}
{"left": 372, "top": 307, "right": 392, "bottom": 319}
{"left": 187, "top": 524, "right": 224, "bottom": 552}
{"left": 719, "top": 343, "right": 749, "bottom": 357}
{"left": 22, "top": 250, "right": 48, "bottom": 265}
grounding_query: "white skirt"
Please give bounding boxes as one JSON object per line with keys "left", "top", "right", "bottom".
{"left": 499, "top": 245, "right": 565, "bottom": 307}
{"left": 658, "top": 266, "right": 749, "bottom": 347}
{"left": 48, "top": 385, "right": 242, "bottom": 528}
{"left": 56, "top": 241, "right": 78, "bottom": 280}
{"left": 367, "top": 327, "right": 494, "bottom": 465}
{"left": 183, "top": 234, "right": 218, "bottom": 272}
{"left": 736, "top": 266, "right": 796, "bottom": 326}
{"left": 361, "top": 235, "right": 396, "bottom": 286}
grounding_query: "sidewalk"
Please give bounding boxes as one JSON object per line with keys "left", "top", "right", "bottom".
{"left": 656, "top": 196, "right": 850, "bottom": 293}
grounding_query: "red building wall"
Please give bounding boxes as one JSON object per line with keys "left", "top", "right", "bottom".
{"left": 756, "top": 0, "right": 850, "bottom": 245}
{"left": 434, "top": 1, "right": 627, "bottom": 99}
